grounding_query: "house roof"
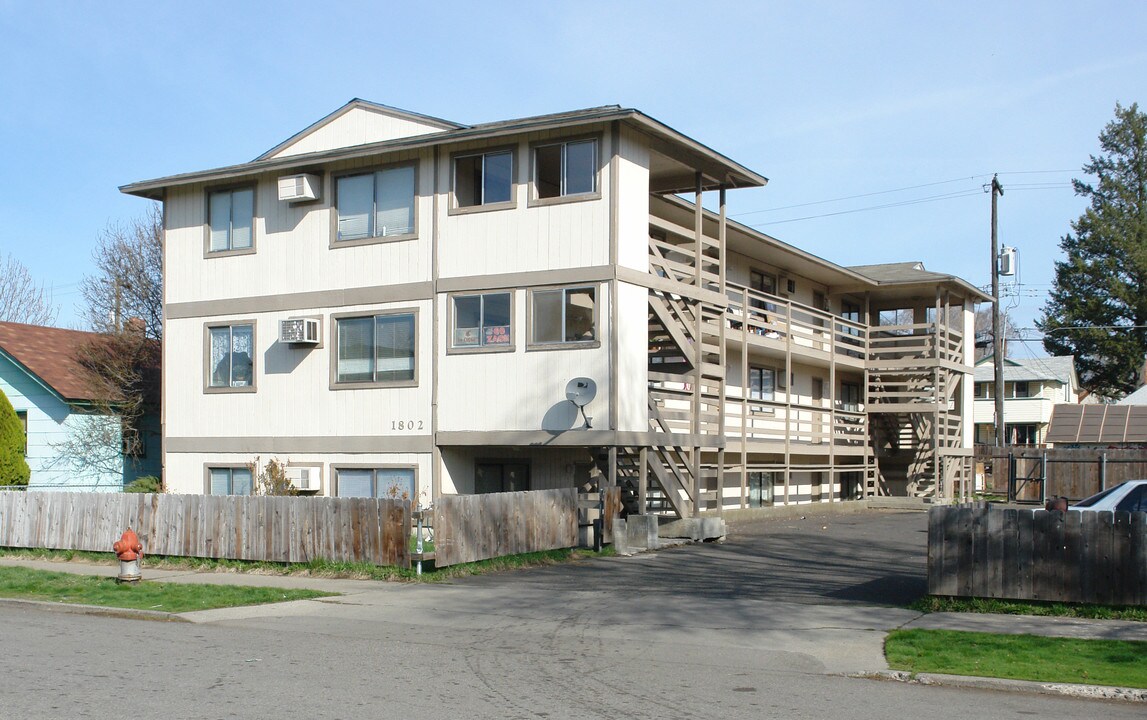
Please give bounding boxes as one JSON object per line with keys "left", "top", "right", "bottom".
{"left": 121, "top": 102, "right": 768, "bottom": 200}
{"left": 848, "top": 261, "right": 992, "bottom": 303}
{"left": 973, "top": 355, "right": 1077, "bottom": 385}
{"left": 1045, "top": 403, "right": 1147, "bottom": 444}
{"left": 0, "top": 321, "right": 104, "bottom": 402}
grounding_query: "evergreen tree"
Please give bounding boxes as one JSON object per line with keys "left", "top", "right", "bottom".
{"left": 0, "top": 389, "right": 30, "bottom": 487}
{"left": 1039, "top": 103, "right": 1147, "bottom": 398}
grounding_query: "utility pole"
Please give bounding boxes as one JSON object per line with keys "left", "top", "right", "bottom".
{"left": 990, "top": 174, "right": 1006, "bottom": 448}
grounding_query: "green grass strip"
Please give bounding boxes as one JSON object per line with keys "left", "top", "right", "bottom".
{"left": 886, "top": 629, "right": 1147, "bottom": 688}
{"left": 0, "top": 566, "right": 334, "bottom": 613}
{"left": 911, "top": 595, "right": 1147, "bottom": 623}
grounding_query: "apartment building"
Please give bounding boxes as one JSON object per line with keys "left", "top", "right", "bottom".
{"left": 973, "top": 354, "right": 1083, "bottom": 445}
{"left": 122, "top": 100, "right": 987, "bottom": 515}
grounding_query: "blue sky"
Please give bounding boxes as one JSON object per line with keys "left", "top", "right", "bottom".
{"left": 2, "top": 1, "right": 1145, "bottom": 360}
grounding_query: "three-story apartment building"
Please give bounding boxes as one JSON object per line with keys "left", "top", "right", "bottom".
{"left": 122, "top": 100, "right": 987, "bottom": 516}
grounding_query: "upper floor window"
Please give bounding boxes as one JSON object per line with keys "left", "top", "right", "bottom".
{"left": 530, "top": 286, "right": 595, "bottom": 346}
{"left": 974, "top": 382, "right": 991, "bottom": 399}
{"left": 452, "top": 292, "right": 512, "bottom": 350}
{"left": 454, "top": 150, "right": 513, "bottom": 207}
{"left": 209, "top": 466, "right": 253, "bottom": 495}
{"left": 749, "top": 367, "right": 776, "bottom": 401}
{"left": 208, "top": 323, "right": 254, "bottom": 390}
{"left": 335, "top": 312, "right": 416, "bottom": 385}
{"left": 208, "top": 187, "right": 254, "bottom": 253}
{"left": 336, "top": 165, "right": 416, "bottom": 242}
{"left": 534, "top": 139, "right": 597, "bottom": 199}
{"left": 1013, "top": 381, "right": 1031, "bottom": 398}
{"left": 840, "top": 382, "right": 861, "bottom": 412}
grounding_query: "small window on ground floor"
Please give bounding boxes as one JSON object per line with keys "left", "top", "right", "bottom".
{"left": 209, "top": 467, "right": 253, "bottom": 495}
{"left": 15, "top": 410, "right": 27, "bottom": 455}
{"left": 475, "top": 461, "right": 530, "bottom": 494}
{"left": 335, "top": 467, "right": 415, "bottom": 500}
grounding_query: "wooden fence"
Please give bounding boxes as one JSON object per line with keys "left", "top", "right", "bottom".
{"left": 432, "top": 488, "right": 578, "bottom": 567}
{"left": 928, "top": 504, "right": 1147, "bottom": 605}
{"left": 977, "top": 447, "right": 1147, "bottom": 502}
{"left": 0, "top": 492, "right": 411, "bottom": 567}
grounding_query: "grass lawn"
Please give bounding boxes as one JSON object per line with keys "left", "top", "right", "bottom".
{"left": 911, "top": 595, "right": 1147, "bottom": 623}
{"left": 0, "top": 566, "right": 334, "bottom": 613}
{"left": 886, "top": 629, "right": 1147, "bottom": 688}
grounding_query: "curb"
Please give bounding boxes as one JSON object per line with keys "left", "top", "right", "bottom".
{"left": 0, "top": 597, "right": 187, "bottom": 623}
{"left": 865, "top": 670, "right": 1147, "bottom": 703}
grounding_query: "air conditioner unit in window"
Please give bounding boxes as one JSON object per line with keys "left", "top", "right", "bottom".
{"left": 285, "top": 466, "right": 319, "bottom": 492}
{"left": 280, "top": 318, "right": 320, "bottom": 345}
{"left": 278, "top": 174, "right": 321, "bottom": 202}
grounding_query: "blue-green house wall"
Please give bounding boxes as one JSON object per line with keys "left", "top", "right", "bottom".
{"left": 0, "top": 354, "right": 160, "bottom": 491}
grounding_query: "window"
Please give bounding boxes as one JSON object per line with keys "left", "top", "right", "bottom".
{"left": 531, "top": 287, "right": 596, "bottom": 345}
{"left": 534, "top": 139, "right": 597, "bottom": 199}
{"left": 454, "top": 150, "right": 513, "bottom": 207}
{"left": 1006, "top": 424, "right": 1038, "bottom": 445}
{"left": 336, "top": 467, "right": 415, "bottom": 500}
{"left": 840, "top": 382, "right": 861, "bottom": 412}
{"left": 209, "top": 467, "right": 253, "bottom": 495}
{"left": 452, "top": 292, "right": 511, "bottom": 349}
{"left": 1012, "top": 381, "right": 1031, "bottom": 398}
{"left": 748, "top": 471, "right": 776, "bottom": 507}
{"left": 16, "top": 411, "right": 27, "bottom": 455}
{"left": 749, "top": 269, "right": 777, "bottom": 312}
{"left": 208, "top": 324, "right": 254, "bottom": 390}
{"left": 974, "top": 382, "right": 989, "bottom": 399}
{"left": 208, "top": 187, "right": 254, "bottom": 253}
{"left": 749, "top": 367, "right": 776, "bottom": 401}
{"left": 336, "top": 165, "right": 415, "bottom": 241}
{"left": 335, "top": 312, "right": 416, "bottom": 385}
{"left": 475, "top": 461, "right": 530, "bottom": 494}
{"left": 1116, "top": 485, "right": 1147, "bottom": 513}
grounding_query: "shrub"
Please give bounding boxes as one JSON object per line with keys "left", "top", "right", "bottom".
{"left": 249, "top": 456, "right": 297, "bottom": 496}
{"left": 123, "top": 475, "right": 161, "bottom": 493}
{"left": 0, "top": 390, "right": 30, "bottom": 487}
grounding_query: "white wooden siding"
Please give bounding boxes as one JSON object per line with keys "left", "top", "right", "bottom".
{"left": 268, "top": 106, "right": 451, "bottom": 158}
{"left": 616, "top": 126, "right": 650, "bottom": 272}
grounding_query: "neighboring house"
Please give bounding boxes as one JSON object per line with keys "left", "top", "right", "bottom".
{"left": 0, "top": 321, "right": 161, "bottom": 491}
{"left": 972, "top": 354, "right": 1083, "bottom": 445}
{"left": 121, "top": 99, "right": 987, "bottom": 513}
{"left": 1118, "top": 385, "right": 1147, "bottom": 405}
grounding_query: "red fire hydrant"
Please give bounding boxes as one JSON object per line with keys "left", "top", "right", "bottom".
{"left": 113, "top": 528, "right": 143, "bottom": 584}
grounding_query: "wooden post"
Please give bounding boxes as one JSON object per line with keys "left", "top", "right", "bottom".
{"left": 638, "top": 447, "right": 648, "bottom": 514}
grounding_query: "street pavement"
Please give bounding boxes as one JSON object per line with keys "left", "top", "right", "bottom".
{"left": 1, "top": 509, "right": 1145, "bottom": 718}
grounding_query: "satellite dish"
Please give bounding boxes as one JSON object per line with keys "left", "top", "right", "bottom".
{"left": 565, "top": 377, "right": 596, "bottom": 429}
{"left": 565, "top": 377, "right": 597, "bottom": 407}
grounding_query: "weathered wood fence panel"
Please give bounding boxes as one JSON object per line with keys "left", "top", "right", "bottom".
{"left": 928, "top": 504, "right": 1147, "bottom": 604}
{"left": 0, "top": 492, "right": 410, "bottom": 567}
{"left": 977, "top": 447, "right": 1147, "bottom": 501}
{"left": 433, "top": 488, "right": 578, "bottom": 568}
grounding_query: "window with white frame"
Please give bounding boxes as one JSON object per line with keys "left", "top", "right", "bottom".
{"left": 452, "top": 292, "right": 511, "bottom": 349}
{"left": 208, "top": 324, "right": 254, "bottom": 389}
{"left": 454, "top": 150, "right": 513, "bottom": 207}
{"left": 336, "top": 467, "right": 415, "bottom": 500}
{"left": 335, "top": 313, "right": 416, "bottom": 384}
{"left": 531, "top": 287, "right": 595, "bottom": 345}
{"left": 208, "top": 187, "right": 254, "bottom": 252}
{"left": 749, "top": 367, "right": 776, "bottom": 401}
{"left": 208, "top": 467, "right": 253, "bottom": 495}
{"left": 534, "top": 139, "right": 597, "bottom": 199}
{"left": 336, "top": 165, "right": 416, "bottom": 241}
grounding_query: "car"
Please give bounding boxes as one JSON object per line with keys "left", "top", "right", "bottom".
{"left": 1069, "top": 479, "right": 1147, "bottom": 513}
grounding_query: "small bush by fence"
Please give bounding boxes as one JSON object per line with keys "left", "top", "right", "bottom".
{"left": 928, "top": 504, "right": 1147, "bottom": 605}
{"left": 0, "top": 492, "right": 411, "bottom": 567}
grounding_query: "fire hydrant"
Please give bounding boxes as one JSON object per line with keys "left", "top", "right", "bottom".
{"left": 113, "top": 528, "right": 143, "bottom": 584}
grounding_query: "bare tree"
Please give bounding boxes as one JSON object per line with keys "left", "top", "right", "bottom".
{"left": 81, "top": 203, "right": 163, "bottom": 340}
{"left": 974, "top": 306, "right": 1016, "bottom": 361}
{"left": 0, "top": 253, "right": 58, "bottom": 326}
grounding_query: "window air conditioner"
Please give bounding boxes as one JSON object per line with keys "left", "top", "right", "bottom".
{"left": 280, "top": 318, "right": 320, "bottom": 345}
{"left": 277, "top": 174, "right": 321, "bottom": 202}
{"left": 285, "top": 467, "right": 319, "bottom": 492}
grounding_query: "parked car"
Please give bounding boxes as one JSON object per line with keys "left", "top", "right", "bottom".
{"left": 1070, "top": 480, "right": 1147, "bottom": 513}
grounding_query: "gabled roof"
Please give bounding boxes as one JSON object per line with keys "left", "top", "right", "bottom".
{"left": 0, "top": 321, "right": 103, "bottom": 402}
{"left": 1118, "top": 385, "right": 1147, "bottom": 405}
{"left": 848, "top": 261, "right": 992, "bottom": 303}
{"left": 973, "top": 355, "right": 1077, "bottom": 385}
{"left": 254, "top": 99, "right": 466, "bottom": 161}
{"left": 121, "top": 102, "right": 767, "bottom": 200}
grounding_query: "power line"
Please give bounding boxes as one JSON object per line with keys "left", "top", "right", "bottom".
{"left": 730, "top": 175, "right": 990, "bottom": 217}
{"left": 746, "top": 188, "right": 985, "bottom": 227}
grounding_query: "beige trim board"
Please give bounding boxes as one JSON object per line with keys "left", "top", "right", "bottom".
{"left": 436, "top": 266, "right": 613, "bottom": 294}
{"left": 167, "top": 435, "right": 434, "bottom": 453}
{"left": 167, "top": 281, "right": 433, "bottom": 319}
{"left": 435, "top": 430, "right": 724, "bottom": 448}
